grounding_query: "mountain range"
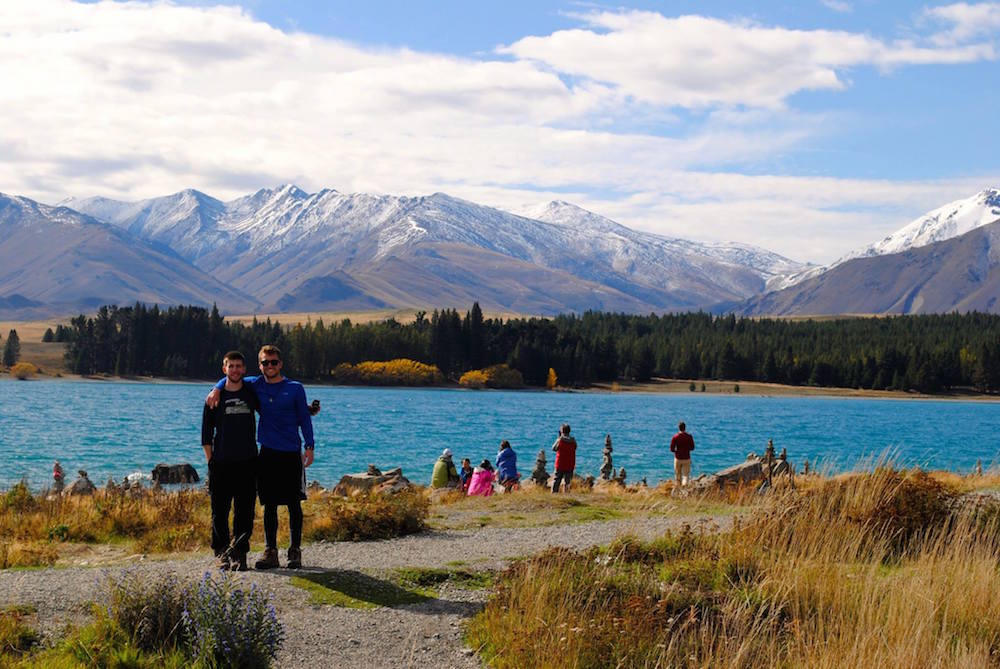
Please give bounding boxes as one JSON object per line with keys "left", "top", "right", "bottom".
{"left": 0, "top": 185, "right": 810, "bottom": 318}
{"left": 0, "top": 185, "right": 997, "bottom": 319}
{"left": 739, "top": 188, "right": 1000, "bottom": 315}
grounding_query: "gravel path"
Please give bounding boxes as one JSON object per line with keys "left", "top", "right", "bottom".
{"left": 0, "top": 513, "right": 726, "bottom": 668}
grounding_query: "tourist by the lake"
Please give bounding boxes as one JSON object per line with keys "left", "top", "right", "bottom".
{"left": 467, "top": 459, "right": 496, "bottom": 497}
{"left": 431, "top": 448, "right": 461, "bottom": 488}
{"left": 201, "top": 350, "right": 260, "bottom": 571}
{"left": 459, "top": 458, "right": 474, "bottom": 492}
{"left": 496, "top": 440, "right": 520, "bottom": 491}
{"left": 551, "top": 423, "right": 577, "bottom": 493}
{"left": 670, "top": 421, "right": 695, "bottom": 490}
{"left": 206, "top": 345, "right": 317, "bottom": 570}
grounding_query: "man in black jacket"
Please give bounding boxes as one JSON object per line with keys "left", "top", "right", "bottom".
{"left": 201, "top": 351, "right": 260, "bottom": 571}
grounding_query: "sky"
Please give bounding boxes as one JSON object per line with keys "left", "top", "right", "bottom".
{"left": 1, "top": 1, "right": 998, "bottom": 263}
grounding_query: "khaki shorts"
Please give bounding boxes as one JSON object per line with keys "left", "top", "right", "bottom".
{"left": 674, "top": 458, "right": 691, "bottom": 486}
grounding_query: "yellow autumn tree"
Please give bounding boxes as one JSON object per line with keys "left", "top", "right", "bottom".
{"left": 546, "top": 367, "right": 558, "bottom": 389}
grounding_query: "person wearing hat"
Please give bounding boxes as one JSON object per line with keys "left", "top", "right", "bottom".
{"left": 467, "top": 459, "right": 496, "bottom": 497}
{"left": 431, "top": 448, "right": 461, "bottom": 489}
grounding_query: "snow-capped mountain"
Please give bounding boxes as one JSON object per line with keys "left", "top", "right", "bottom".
{"left": 0, "top": 193, "right": 257, "bottom": 318}
{"left": 847, "top": 188, "right": 1000, "bottom": 261}
{"left": 519, "top": 200, "right": 810, "bottom": 294}
{"left": 738, "top": 188, "right": 1000, "bottom": 316}
{"left": 771, "top": 188, "right": 1000, "bottom": 292}
{"left": 62, "top": 185, "right": 810, "bottom": 315}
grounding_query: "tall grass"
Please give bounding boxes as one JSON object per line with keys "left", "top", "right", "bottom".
{"left": 0, "top": 482, "right": 432, "bottom": 567}
{"left": 0, "top": 482, "right": 211, "bottom": 567}
{"left": 468, "top": 467, "right": 1000, "bottom": 668}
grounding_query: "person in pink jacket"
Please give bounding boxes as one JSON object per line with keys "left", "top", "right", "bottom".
{"left": 466, "top": 460, "right": 496, "bottom": 497}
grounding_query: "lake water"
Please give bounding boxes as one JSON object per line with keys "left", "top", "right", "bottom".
{"left": 1, "top": 379, "right": 999, "bottom": 490}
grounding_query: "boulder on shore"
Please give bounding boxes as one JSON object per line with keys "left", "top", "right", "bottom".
{"left": 151, "top": 463, "right": 200, "bottom": 484}
{"left": 692, "top": 456, "right": 765, "bottom": 490}
{"left": 332, "top": 466, "right": 413, "bottom": 496}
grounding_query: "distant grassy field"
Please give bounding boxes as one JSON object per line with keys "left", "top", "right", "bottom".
{"left": 0, "top": 318, "right": 69, "bottom": 376}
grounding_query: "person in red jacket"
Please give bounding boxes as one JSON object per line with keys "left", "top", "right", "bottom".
{"left": 670, "top": 421, "right": 695, "bottom": 490}
{"left": 551, "top": 423, "right": 577, "bottom": 493}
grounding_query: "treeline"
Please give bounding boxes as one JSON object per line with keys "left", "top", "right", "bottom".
{"left": 58, "top": 303, "right": 1000, "bottom": 393}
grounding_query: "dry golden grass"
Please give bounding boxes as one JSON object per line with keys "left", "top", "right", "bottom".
{"left": 0, "top": 482, "right": 433, "bottom": 568}
{"left": 468, "top": 467, "right": 1000, "bottom": 668}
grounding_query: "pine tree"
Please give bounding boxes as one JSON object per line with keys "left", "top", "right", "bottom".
{"left": 2, "top": 329, "right": 20, "bottom": 367}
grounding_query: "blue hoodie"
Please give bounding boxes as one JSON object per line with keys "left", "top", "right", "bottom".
{"left": 496, "top": 446, "right": 518, "bottom": 482}
{"left": 216, "top": 375, "right": 314, "bottom": 452}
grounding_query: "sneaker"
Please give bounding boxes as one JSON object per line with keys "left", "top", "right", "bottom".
{"left": 231, "top": 552, "right": 248, "bottom": 572}
{"left": 254, "top": 547, "right": 280, "bottom": 570}
{"left": 215, "top": 553, "right": 231, "bottom": 571}
{"left": 286, "top": 547, "right": 302, "bottom": 569}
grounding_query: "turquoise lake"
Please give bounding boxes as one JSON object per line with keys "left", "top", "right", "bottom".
{"left": 1, "top": 379, "right": 999, "bottom": 490}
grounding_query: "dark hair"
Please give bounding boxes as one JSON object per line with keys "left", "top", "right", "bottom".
{"left": 499, "top": 440, "right": 511, "bottom": 450}
{"left": 561, "top": 423, "right": 571, "bottom": 435}
{"left": 223, "top": 351, "right": 244, "bottom": 364}
{"left": 480, "top": 459, "right": 493, "bottom": 471}
{"left": 259, "top": 344, "right": 282, "bottom": 361}
{"left": 678, "top": 421, "right": 686, "bottom": 431}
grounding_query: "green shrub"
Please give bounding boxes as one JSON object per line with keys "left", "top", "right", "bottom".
{"left": 1, "top": 481, "right": 35, "bottom": 514}
{"left": 0, "top": 606, "right": 39, "bottom": 658}
{"left": 104, "top": 571, "right": 188, "bottom": 653}
{"left": 183, "top": 575, "right": 283, "bottom": 669}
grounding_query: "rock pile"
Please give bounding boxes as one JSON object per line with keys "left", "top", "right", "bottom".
{"left": 332, "top": 466, "right": 413, "bottom": 496}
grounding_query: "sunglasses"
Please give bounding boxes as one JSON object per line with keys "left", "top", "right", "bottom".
{"left": 259, "top": 359, "right": 281, "bottom": 367}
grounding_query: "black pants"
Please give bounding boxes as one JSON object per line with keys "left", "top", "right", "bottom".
{"left": 208, "top": 458, "right": 257, "bottom": 555}
{"left": 552, "top": 469, "right": 573, "bottom": 493}
{"left": 263, "top": 502, "right": 303, "bottom": 550}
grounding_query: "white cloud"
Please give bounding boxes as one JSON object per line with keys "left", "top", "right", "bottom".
{"left": 0, "top": 1, "right": 995, "bottom": 265}
{"left": 500, "top": 10, "right": 994, "bottom": 109}
{"left": 923, "top": 2, "right": 1000, "bottom": 46}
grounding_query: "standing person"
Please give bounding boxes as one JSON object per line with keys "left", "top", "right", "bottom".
{"left": 670, "top": 421, "right": 695, "bottom": 490}
{"left": 551, "top": 424, "right": 577, "bottom": 493}
{"left": 495, "top": 440, "right": 520, "bottom": 491}
{"left": 207, "top": 345, "right": 316, "bottom": 570}
{"left": 431, "top": 448, "right": 460, "bottom": 488}
{"left": 201, "top": 351, "right": 260, "bottom": 571}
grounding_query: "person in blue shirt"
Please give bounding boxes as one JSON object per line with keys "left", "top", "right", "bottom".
{"left": 207, "top": 344, "right": 317, "bottom": 570}
{"left": 495, "top": 440, "right": 520, "bottom": 492}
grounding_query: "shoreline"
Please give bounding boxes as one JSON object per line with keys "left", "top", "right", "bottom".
{"left": 5, "top": 370, "right": 998, "bottom": 402}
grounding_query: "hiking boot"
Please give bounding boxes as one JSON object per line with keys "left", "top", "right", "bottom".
{"left": 215, "top": 553, "right": 231, "bottom": 571}
{"left": 231, "top": 552, "right": 248, "bottom": 572}
{"left": 286, "top": 546, "right": 302, "bottom": 570}
{"left": 254, "top": 547, "right": 280, "bottom": 570}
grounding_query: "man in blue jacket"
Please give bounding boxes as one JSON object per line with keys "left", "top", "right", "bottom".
{"left": 208, "top": 344, "right": 316, "bottom": 569}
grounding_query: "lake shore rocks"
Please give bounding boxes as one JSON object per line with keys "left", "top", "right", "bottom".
{"left": 332, "top": 466, "right": 413, "bottom": 496}
{"left": 151, "top": 463, "right": 199, "bottom": 485}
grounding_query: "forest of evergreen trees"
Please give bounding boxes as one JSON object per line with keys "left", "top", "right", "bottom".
{"left": 56, "top": 302, "right": 1000, "bottom": 393}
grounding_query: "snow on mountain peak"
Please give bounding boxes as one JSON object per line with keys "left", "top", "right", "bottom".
{"left": 847, "top": 187, "right": 1000, "bottom": 262}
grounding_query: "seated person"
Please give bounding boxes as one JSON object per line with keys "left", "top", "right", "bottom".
{"left": 459, "top": 457, "right": 474, "bottom": 492}
{"left": 467, "top": 460, "right": 496, "bottom": 497}
{"left": 431, "top": 448, "right": 460, "bottom": 489}
{"left": 495, "top": 440, "right": 520, "bottom": 491}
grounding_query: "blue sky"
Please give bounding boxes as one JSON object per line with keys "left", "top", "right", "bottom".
{"left": 4, "top": 0, "right": 999, "bottom": 261}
